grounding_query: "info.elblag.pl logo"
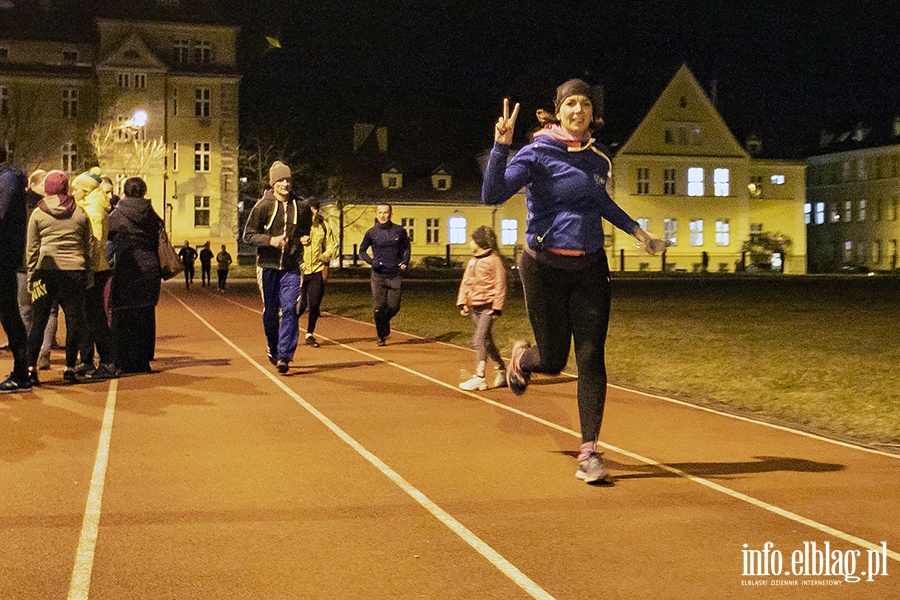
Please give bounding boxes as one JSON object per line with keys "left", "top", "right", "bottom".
{"left": 741, "top": 541, "right": 890, "bottom": 586}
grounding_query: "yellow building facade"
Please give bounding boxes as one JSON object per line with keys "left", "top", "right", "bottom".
{"left": 612, "top": 65, "right": 807, "bottom": 273}
{"left": 0, "top": 16, "right": 240, "bottom": 248}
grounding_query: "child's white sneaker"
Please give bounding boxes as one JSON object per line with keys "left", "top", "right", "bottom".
{"left": 459, "top": 375, "right": 487, "bottom": 391}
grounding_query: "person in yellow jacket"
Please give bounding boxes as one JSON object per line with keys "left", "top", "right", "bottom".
{"left": 71, "top": 167, "right": 118, "bottom": 379}
{"left": 297, "top": 200, "right": 337, "bottom": 347}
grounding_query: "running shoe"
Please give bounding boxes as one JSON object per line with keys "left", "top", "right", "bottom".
{"left": 506, "top": 341, "right": 531, "bottom": 395}
{"left": 305, "top": 335, "right": 320, "bottom": 348}
{"left": 376, "top": 338, "right": 387, "bottom": 347}
{"left": 276, "top": 360, "right": 289, "bottom": 374}
{"left": 459, "top": 375, "right": 487, "bottom": 391}
{"left": 63, "top": 368, "right": 79, "bottom": 384}
{"left": 89, "top": 363, "right": 121, "bottom": 380}
{"left": 492, "top": 370, "right": 508, "bottom": 389}
{"left": 576, "top": 451, "right": 612, "bottom": 484}
{"left": 0, "top": 373, "right": 33, "bottom": 393}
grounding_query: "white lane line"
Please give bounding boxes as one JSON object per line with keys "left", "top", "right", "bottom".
{"left": 208, "top": 294, "right": 900, "bottom": 563}
{"left": 170, "top": 294, "right": 554, "bottom": 600}
{"left": 67, "top": 379, "right": 118, "bottom": 600}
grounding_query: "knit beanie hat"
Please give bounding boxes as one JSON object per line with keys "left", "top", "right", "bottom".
{"left": 471, "top": 225, "right": 497, "bottom": 251}
{"left": 554, "top": 79, "right": 592, "bottom": 113}
{"left": 42, "top": 170, "right": 69, "bottom": 196}
{"left": 269, "top": 161, "right": 291, "bottom": 185}
{"left": 72, "top": 167, "right": 102, "bottom": 192}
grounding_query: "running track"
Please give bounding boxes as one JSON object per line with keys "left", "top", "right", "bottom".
{"left": 1, "top": 280, "right": 897, "bottom": 599}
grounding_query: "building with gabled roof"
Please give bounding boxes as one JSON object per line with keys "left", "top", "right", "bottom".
{"left": 612, "top": 64, "right": 807, "bottom": 273}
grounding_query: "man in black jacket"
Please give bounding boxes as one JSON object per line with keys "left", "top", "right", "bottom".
{"left": 0, "top": 151, "right": 32, "bottom": 392}
{"left": 242, "top": 161, "right": 312, "bottom": 373}
{"left": 359, "top": 204, "right": 410, "bottom": 346}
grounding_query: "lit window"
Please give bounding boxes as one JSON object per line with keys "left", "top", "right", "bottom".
{"left": 844, "top": 200, "right": 852, "bottom": 222}
{"left": 62, "top": 89, "right": 78, "bottom": 118}
{"left": 501, "top": 219, "right": 518, "bottom": 245}
{"left": 663, "top": 218, "right": 677, "bottom": 245}
{"left": 770, "top": 174, "right": 785, "bottom": 185}
{"left": 804, "top": 203, "right": 811, "bottom": 225}
{"left": 815, "top": 202, "right": 825, "bottom": 225}
{"left": 637, "top": 218, "right": 649, "bottom": 232}
{"left": 858, "top": 199, "right": 866, "bottom": 222}
{"left": 195, "top": 88, "right": 210, "bottom": 117}
{"left": 400, "top": 218, "right": 415, "bottom": 243}
{"left": 448, "top": 216, "right": 467, "bottom": 244}
{"left": 687, "top": 167, "right": 704, "bottom": 196}
{"left": 62, "top": 142, "right": 78, "bottom": 172}
{"left": 663, "top": 168, "right": 676, "bottom": 195}
{"left": 194, "top": 195, "right": 210, "bottom": 227}
{"left": 843, "top": 241, "right": 853, "bottom": 263}
{"left": 689, "top": 219, "right": 703, "bottom": 246}
{"left": 713, "top": 168, "right": 730, "bottom": 196}
{"left": 636, "top": 167, "right": 650, "bottom": 195}
{"left": 426, "top": 218, "right": 439, "bottom": 244}
{"left": 194, "top": 142, "right": 211, "bottom": 172}
{"left": 715, "top": 219, "right": 729, "bottom": 246}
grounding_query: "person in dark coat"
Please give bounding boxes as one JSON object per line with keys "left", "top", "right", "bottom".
{"left": 198, "top": 241, "right": 214, "bottom": 287}
{"left": 0, "top": 151, "right": 31, "bottom": 392}
{"left": 358, "top": 204, "right": 410, "bottom": 346}
{"left": 107, "top": 177, "right": 161, "bottom": 374}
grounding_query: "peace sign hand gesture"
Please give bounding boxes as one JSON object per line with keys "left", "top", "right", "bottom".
{"left": 494, "top": 97, "right": 520, "bottom": 145}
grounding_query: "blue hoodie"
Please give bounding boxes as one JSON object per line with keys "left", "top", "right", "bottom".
{"left": 482, "top": 137, "right": 638, "bottom": 255}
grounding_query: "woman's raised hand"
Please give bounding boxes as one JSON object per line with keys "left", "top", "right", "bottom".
{"left": 494, "top": 97, "right": 520, "bottom": 145}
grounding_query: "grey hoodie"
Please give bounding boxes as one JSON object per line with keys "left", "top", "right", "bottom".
{"left": 26, "top": 194, "right": 93, "bottom": 276}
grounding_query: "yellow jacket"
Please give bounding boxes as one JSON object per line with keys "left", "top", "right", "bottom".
{"left": 76, "top": 187, "right": 112, "bottom": 272}
{"left": 301, "top": 216, "right": 338, "bottom": 275}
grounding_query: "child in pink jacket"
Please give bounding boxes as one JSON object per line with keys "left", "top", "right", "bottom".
{"left": 456, "top": 225, "right": 508, "bottom": 390}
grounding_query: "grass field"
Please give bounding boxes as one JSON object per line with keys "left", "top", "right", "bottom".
{"left": 319, "top": 273, "right": 900, "bottom": 450}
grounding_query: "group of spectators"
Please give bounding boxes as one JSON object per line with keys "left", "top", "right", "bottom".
{"left": 1, "top": 152, "right": 166, "bottom": 392}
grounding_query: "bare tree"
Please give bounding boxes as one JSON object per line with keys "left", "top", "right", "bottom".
{"left": 89, "top": 119, "right": 165, "bottom": 179}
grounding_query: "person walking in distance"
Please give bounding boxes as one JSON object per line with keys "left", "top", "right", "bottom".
{"left": 0, "top": 150, "right": 32, "bottom": 392}
{"left": 199, "top": 241, "right": 214, "bottom": 287}
{"left": 456, "top": 225, "right": 508, "bottom": 391}
{"left": 242, "top": 161, "right": 312, "bottom": 374}
{"left": 178, "top": 240, "right": 197, "bottom": 289}
{"left": 482, "top": 80, "right": 665, "bottom": 484}
{"left": 215, "top": 244, "right": 232, "bottom": 293}
{"left": 298, "top": 200, "right": 338, "bottom": 347}
{"left": 358, "top": 204, "right": 410, "bottom": 346}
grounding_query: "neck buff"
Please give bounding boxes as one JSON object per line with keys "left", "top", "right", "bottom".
{"left": 533, "top": 124, "right": 592, "bottom": 148}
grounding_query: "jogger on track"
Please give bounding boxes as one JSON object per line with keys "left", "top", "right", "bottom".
{"left": 482, "top": 79, "right": 666, "bottom": 484}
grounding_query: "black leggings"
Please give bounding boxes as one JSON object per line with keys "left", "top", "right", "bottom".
{"left": 518, "top": 250, "right": 612, "bottom": 444}
{"left": 27, "top": 270, "right": 87, "bottom": 370}
{"left": 298, "top": 270, "right": 325, "bottom": 335}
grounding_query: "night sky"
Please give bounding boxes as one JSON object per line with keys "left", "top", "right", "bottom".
{"left": 235, "top": 1, "right": 900, "bottom": 160}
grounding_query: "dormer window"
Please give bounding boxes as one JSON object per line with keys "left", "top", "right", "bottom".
{"left": 62, "top": 50, "right": 78, "bottom": 64}
{"left": 382, "top": 167, "right": 402, "bottom": 189}
{"left": 431, "top": 169, "right": 451, "bottom": 191}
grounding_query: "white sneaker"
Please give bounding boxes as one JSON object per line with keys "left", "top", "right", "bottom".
{"left": 459, "top": 375, "right": 487, "bottom": 391}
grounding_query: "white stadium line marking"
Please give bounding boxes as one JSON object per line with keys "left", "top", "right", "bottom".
{"left": 172, "top": 293, "right": 555, "bottom": 600}
{"left": 68, "top": 380, "right": 118, "bottom": 600}
{"left": 198, "top": 293, "right": 900, "bottom": 563}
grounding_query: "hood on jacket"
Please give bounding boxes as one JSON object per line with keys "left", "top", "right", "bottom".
{"left": 76, "top": 187, "right": 111, "bottom": 213}
{"left": 38, "top": 193, "right": 76, "bottom": 218}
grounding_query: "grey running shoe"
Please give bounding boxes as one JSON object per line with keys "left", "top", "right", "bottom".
{"left": 89, "top": 363, "right": 121, "bottom": 380}
{"left": 576, "top": 451, "right": 612, "bottom": 484}
{"left": 492, "top": 370, "right": 508, "bottom": 389}
{"left": 506, "top": 341, "right": 531, "bottom": 395}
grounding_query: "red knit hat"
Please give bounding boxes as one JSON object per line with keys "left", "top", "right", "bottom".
{"left": 42, "top": 170, "right": 69, "bottom": 196}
